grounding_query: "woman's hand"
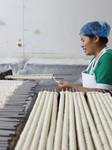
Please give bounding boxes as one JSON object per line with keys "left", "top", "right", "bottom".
{"left": 57, "top": 80, "right": 73, "bottom": 92}
{"left": 58, "top": 80, "right": 73, "bottom": 89}
{"left": 58, "top": 81, "right": 87, "bottom": 93}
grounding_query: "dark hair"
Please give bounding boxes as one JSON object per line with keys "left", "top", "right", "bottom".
{"left": 85, "top": 34, "right": 108, "bottom": 44}
{"left": 99, "top": 37, "right": 108, "bottom": 44}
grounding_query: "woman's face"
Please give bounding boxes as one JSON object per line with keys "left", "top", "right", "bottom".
{"left": 80, "top": 33, "right": 96, "bottom": 56}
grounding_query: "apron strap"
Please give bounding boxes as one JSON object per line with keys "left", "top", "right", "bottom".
{"left": 86, "top": 47, "right": 108, "bottom": 73}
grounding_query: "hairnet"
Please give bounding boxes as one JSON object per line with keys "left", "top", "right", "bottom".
{"left": 80, "top": 21, "right": 111, "bottom": 37}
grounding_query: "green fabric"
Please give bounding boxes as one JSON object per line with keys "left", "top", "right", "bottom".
{"left": 88, "top": 57, "right": 95, "bottom": 75}
{"left": 88, "top": 49, "right": 112, "bottom": 85}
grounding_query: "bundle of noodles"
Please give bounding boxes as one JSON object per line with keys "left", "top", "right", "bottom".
{"left": 54, "top": 91, "right": 65, "bottom": 150}
{"left": 5, "top": 74, "right": 53, "bottom": 80}
{"left": 61, "top": 91, "right": 69, "bottom": 150}
{"left": 80, "top": 92, "right": 103, "bottom": 150}
{"left": 87, "top": 91, "right": 110, "bottom": 150}
{"left": 69, "top": 91, "right": 77, "bottom": 150}
{"left": 46, "top": 92, "right": 58, "bottom": 150}
{"left": 89, "top": 91, "right": 112, "bottom": 149}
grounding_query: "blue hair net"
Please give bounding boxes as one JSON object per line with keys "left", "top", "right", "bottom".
{"left": 80, "top": 21, "right": 111, "bottom": 37}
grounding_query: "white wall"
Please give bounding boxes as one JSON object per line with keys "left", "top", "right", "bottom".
{"left": 0, "top": 0, "right": 24, "bottom": 57}
{"left": 0, "top": 0, "right": 112, "bottom": 60}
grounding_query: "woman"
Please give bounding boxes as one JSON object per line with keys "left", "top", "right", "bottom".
{"left": 58, "top": 21, "right": 112, "bottom": 92}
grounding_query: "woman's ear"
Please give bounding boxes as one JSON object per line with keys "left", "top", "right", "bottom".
{"left": 94, "top": 35, "right": 100, "bottom": 43}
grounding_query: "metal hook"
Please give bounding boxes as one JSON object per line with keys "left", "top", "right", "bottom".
{"left": 69, "top": 88, "right": 71, "bottom": 92}
{"left": 72, "top": 88, "right": 75, "bottom": 92}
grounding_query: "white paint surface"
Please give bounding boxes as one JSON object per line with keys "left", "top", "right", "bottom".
{"left": 0, "top": 0, "right": 23, "bottom": 57}
{"left": 0, "top": 0, "right": 112, "bottom": 60}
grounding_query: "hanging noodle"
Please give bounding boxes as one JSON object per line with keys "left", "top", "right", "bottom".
{"left": 15, "top": 91, "right": 44, "bottom": 150}
{"left": 73, "top": 92, "right": 86, "bottom": 150}
{"left": 29, "top": 92, "right": 50, "bottom": 150}
{"left": 69, "top": 91, "right": 77, "bottom": 150}
{"left": 15, "top": 90, "right": 112, "bottom": 150}
{"left": 78, "top": 92, "right": 94, "bottom": 150}
{"left": 54, "top": 91, "right": 65, "bottom": 150}
{"left": 80, "top": 92, "right": 103, "bottom": 150}
{"left": 5, "top": 74, "right": 53, "bottom": 80}
{"left": 93, "top": 92, "right": 112, "bottom": 149}
{"left": 46, "top": 92, "right": 58, "bottom": 150}
{"left": 38, "top": 92, "right": 54, "bottom": 150}
{"left": 87, "top": 91, "right": 110, "bottom": 150}
{"left": 61, "top": 91, "right": 69, "bottom": 150}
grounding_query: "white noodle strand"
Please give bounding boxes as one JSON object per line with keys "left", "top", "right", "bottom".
{"left": 80, "top": 92, "right": 103, "bottom": 150}
{"left": 98, "top": 93, "right": 112, "bottom": 131}
{"left": 38, "top": 92, "right": 54, "bottom": 150}
{"left": 69, "top": 92, "right": 77, "bottom": 150}
{"left": 46, "top": 92, "right": 58, "bottom": 150}
{"left": 5, "top": 74, "right": 53, "bottom": 80}
{"left": 105, "top": 93, "right": 112, "bottom": 103}
{"left": 94, "top": 92, "right": 112, "bottom": 149}
{"left": 15, "top": 91, "right": 43, "bottom": 150}
{"left": 54, "top": 91, "right": 65, "bottom": 150}
{"left": 29, "top": 92, "right": 50, "bottom": 150}
{"left": 103, "top": 93, "right": 112, "bottom": 119}
{"left": 62, "top": 91, "right": 69, "bottom": 150}
{"left": 78, "top": 92, "right": 94, "bottom": 150}
{"left": 15, "top": 90, "right": 112, "bottom": 150}
{"left": 87, "top": 92, "right": 110, "bottom": 150}
{"left": 73, "top": 92, "right": 86, "bottom": 150}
